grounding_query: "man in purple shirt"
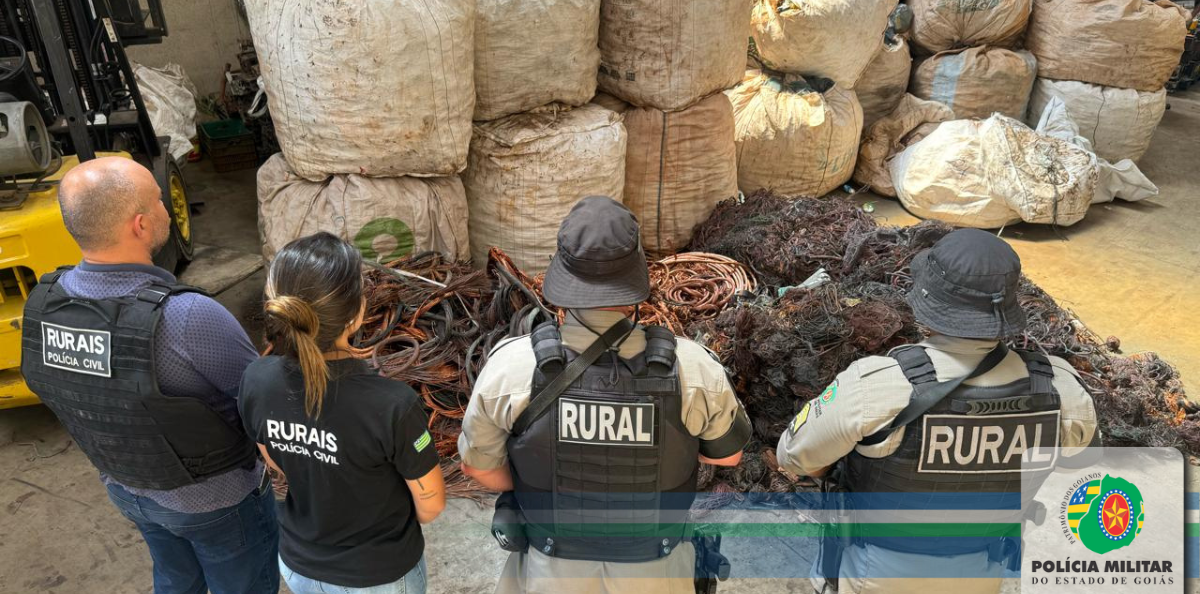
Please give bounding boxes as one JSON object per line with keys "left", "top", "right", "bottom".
{"left": 21, "top": 157, "right": 278, "bottom": 593}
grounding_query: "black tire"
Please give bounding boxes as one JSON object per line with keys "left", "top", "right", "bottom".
{"left": 153, "top": 160, "right": 195, "bottom": 272}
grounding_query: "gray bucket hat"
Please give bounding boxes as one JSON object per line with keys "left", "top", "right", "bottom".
{"left": 907, "top": 228, "right": 1027, "bottom": 339}
{"left": 542, "top": 196, "right": 651, "bottom": 309}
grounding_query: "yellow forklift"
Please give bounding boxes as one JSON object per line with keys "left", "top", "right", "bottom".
{"left": 0, "top": 0, "right": 193, "bottom": 408}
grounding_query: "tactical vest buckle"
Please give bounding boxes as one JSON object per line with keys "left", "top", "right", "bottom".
{"left": 135, "top": 287, "right": 171, "bottom": 306}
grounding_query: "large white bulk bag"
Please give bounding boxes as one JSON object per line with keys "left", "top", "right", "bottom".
{"left": 854, "top": 94, "right": 955, "bottom": 198}
{"left": 246, "top": 0, "right": 475, "bottom": 181}
{"left": 857, "top": 36, "right": 913, "bottom": 129}
{"left": 750, "top": 0, "right": 897, "bottom": 89}
{"left": 908, "top": 0, "right": 1031, "bottom": 55}
{"left": 1032, "top": 97, "right": 1158, "bottom": 205}
{"left": 1026, "top": 0, "right": 1189, "bottom": 92}
{"left": 597, "top": 0, "right": 748, "bottom": 111}
{"left": 727, "top": 71, "right": 863, "bottom": 198}
{"left": 1026, "top": 78, "right": 1167, "bottom": 164}
{"left": 609, "top": 93, "right": 739, "bottom": 257}
{"left": 911, "top": 47, "right": 1037, "bottom": 120}
{"left": 474, "top": 0, "right": 600, "bottom": 121}
{"left": 257, "top": 154, "right": 471, "bottom": 262}
{"left": 890, "top": 115, "right": 1097, "bottom": 228}
{"left": 464, "top": 104, "right": 627, "bottom": 273}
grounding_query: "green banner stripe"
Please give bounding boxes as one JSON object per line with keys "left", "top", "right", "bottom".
{"left": 1187, "top": 523, "right": 1199, "bottom": 538}
{"left": 510, "top": 523, "right": 1021, "bottom": 538}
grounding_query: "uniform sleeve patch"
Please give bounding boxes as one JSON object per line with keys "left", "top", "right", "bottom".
{"left": 790, "top": 401, "right": 812, "bottom": 434}
{"left": 818, "top": 380, "right": 838, "bottom": 406}
{"left": 414, "top": 430, "right": 432, "bottom": 453}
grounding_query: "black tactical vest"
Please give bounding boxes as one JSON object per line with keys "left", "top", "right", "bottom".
{"left": 507, "top": 322, "right": 700, "bottom": 563}
{"left": 20, "top": 268, "right": 257, "bottom": 490}
{"left": 843, "top": 345, "right": 1062, "bottom": 556}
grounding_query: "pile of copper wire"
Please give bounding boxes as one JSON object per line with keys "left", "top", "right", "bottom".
{"left": 344, "top": 250, "right": 553, "bottom": 499}
{"left": 642, "top": 253, "right": 756, "bottom": 333}
{"left": 686, "top": 191, "right": 1194, "bottom": 498}
{"left": 492, "top": 252, "right": 757, "bottom": 334}
{"left": 351, "top": 250, "right": 553, "bottom": 446}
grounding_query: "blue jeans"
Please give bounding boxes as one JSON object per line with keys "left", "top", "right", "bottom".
{"left": 106, "top": 480, "right": 280, "bottom": 594}
{"left": 280, "top": 555, "right": 428, "bottom": 594}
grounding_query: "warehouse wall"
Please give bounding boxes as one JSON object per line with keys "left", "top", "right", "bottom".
{"left": 126, "top": 0, "right": 250, "bottom": 97}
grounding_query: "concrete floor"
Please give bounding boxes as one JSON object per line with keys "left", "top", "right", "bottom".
{"left": 1, "top": 90, "right": 1199, "bottom": 592}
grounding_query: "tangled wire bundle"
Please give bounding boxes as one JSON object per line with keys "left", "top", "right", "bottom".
{"left": 643, "top": 253, "right": 757, "bottom": 333}
{"left": 687, "top": 191, "right": 1195, "bottom": 496}
{"left": 345, "top": 251, "right": 552, "bottom": 498}
{"left": 344, "top": 193, "right": 1192, "bottom": 501}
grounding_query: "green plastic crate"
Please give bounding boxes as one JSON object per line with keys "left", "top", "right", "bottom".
{"left": 199, "top": 119, "right": 257, "bottom": 172}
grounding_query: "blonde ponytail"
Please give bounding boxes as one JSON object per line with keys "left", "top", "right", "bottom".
{"left": 265, "top": 295, "right": 330, "bottom": 418}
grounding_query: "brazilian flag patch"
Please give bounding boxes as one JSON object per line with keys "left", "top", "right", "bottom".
{"left": 790, "top": 402, "right": 811, "bottom": 434}
{"left": 414, "top": 430, "right": 432, "bottom": 453}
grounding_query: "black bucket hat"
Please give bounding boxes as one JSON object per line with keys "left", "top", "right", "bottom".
{"left": 907, "top": 228, "right": 1027, "bottom": 339}
{"left": 542, "top": 196, "right": 651, "bottom": 309}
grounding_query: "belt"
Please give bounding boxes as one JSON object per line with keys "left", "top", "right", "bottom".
{"left": 528, "top": 534, "right": 684, "bottom": 563}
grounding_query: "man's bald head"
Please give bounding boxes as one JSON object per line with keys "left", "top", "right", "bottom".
{"left": 59, "top": 157, "right": 161, "bottom": 251}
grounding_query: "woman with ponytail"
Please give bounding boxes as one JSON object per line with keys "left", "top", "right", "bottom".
{"left": 238, "top": 233, "right": 444, "bottom": 594}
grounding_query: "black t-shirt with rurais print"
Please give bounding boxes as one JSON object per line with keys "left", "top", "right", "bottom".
{"left": 239, "top": 356, "right": 438, "bottom": 588}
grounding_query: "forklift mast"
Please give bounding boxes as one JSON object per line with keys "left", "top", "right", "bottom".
{"left": 0, "top": 0, "right": 168, "bottom": 164}
{"left": 0, "top": 0, "right": 187, "bottom": 410}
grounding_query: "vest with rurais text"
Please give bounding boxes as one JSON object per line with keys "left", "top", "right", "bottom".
{"left": 20, "top": 268, "right": 256, "bottom": 490}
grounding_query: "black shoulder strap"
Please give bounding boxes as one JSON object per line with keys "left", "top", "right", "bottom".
{"left": 530, "top": 321, "right": 566, "bottom": 375}
{"left": 642, "top": 325, "right": 677, "bottom": 374}
{"left": 38, "top": 265, "right": 74, "bottom": 285}
{"left": 859, "top": 343, "right": 1009, "bottom": 446}
{"left": 1017, "top": 350, "right": 1055, "bottom": 396}
{"left": 134, "top": 282, "right": 210, "bottom": 308}
{"left": 511, "top": 317, "right": 635, "bottom": 437}
{"left": 892, "top": 345, "right": 938, "bottom": 386}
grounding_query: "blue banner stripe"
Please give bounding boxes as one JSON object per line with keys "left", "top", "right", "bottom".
{"left": 1187, "top": 491, "right": 1199, "bottom": 510}
{"left": 1188, "top": 535, "right": 1199, "bottom": 579}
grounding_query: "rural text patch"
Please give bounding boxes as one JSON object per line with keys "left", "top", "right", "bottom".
{"left": 559, "top": 398, "right": 655, "bottom": 447}
{"left": 919, "top": 411, "right": 1060, "bottom": 474}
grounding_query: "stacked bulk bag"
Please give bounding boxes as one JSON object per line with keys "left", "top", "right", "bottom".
{"left": 909, "top": 0, "right": 1032, "bottom": 55}
{"left": 858, "top": 35, "right": 913, "bottom": 129}
{"left": 603, "top": 94, "right": 739, "bottom": 258}
{"left": 911, "top": 46, "right": 1037, "bottom": 120}
{"left": 597, "top": 0, "right": 747, "bottom": 111}
{"left": 1026, "top": 79, "right": 1167, "bottom": 164}
{"left": 750, "top": 0, "right": 897, "bottom": 89}
{"left": 257, "top": 154, "right": 471, "bottom": 262}
{"left": 728, "top": 71, "right": 863, "bottom": 198}
{"left": 890, "top": 114, "right": 1097, "bottom": 228}
{"left": 474, "top": 0, "right": 601, "bottom": 120}
{"left": 853, "top": 94, "right": 955, "bottom": 198}
{"left": 464, "top": 104, "right": 627, "bottom": 273}
{"left": 1026, "top": 0, "right": 1189, "bottom": 92}
{"left": 246, "top": 0, "right": 475, "bottom": 181}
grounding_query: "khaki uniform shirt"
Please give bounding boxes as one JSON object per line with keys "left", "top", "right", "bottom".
{"left": 459, "top": 310, "right": 750, "bottom": 594}
{"left": 777, "top": 335, "right": 1100, "bottom": 594}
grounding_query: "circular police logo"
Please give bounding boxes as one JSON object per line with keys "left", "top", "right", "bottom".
{"left": 1063, "top": 474, "right": 1144, "bottom": 554}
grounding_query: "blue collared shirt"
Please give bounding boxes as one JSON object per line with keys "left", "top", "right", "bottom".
{"left": 58, "top": 261, "right": 263, "bottom": 513}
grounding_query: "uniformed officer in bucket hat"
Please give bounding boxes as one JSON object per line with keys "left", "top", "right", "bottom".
{"left": 776, "top": 228, "right": 1099, "bottom": 594}
{"left": 460, "top": 196, "right": 753, "bottom": 594}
